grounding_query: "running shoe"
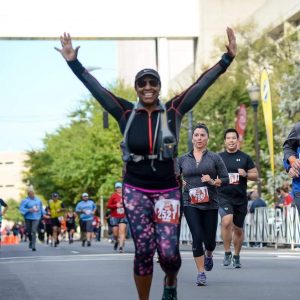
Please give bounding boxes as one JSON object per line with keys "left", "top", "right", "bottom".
{"left": 114, "top": 241, "right": 119, "bottom": 251}
{"left": 204, "top": 255, "right": 213, "bottom": 271}
{"left": 119, "top": 247, "right": 124, "bottom": 253}
{"left": 32, "top": 248, "right": 36, "bottom": 252}
{"left": 232, "top": 255, "right": 241, "bottom": 268}
{"left": 87, "top": 241, "right": 91, "bottom": 247}
{"left": 223, "top": 252, "right": 232, "bottom": 266}
{"left": 162, "top": 285, "right": 177, "bottom": 300}
{"left": 196, "top": 272, "right": 206, "bottom": 286}
{"left": 162, "top": 277, "right": 177, "bottom": 300}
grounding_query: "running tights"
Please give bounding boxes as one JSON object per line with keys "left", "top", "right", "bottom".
{"left": 123, "top": 185, "right": 182, "bottom": 276}
{"left": 183, "top": 206, "right": 218, "bottom": 257}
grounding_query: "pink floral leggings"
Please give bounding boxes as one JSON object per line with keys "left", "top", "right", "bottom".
{"left": 123, "top": 184, "right": 182, "bottom": 276}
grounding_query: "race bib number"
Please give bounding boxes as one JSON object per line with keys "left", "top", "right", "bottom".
{"left": 189, "top": 186, "right": 209, "bottom": 204}
{"left": 117, "top": 207, "right": 125, "bottom": 214}
{"left": 229, "top": 173, "right": 239, "bottom": 185}
{"left": 155, "top": 198, "right": 180, "bottom": 224}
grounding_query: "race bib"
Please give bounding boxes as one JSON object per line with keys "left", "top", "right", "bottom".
{"left": 189, "top": 186, "right": 209, "bottom": 204}
{"left": 84, "top": 209, "right": 92, "bottom": 215}
{"left": 117, "top": 207, "right": 125, "bottom": 214}
{"left": 229, "top": 173, "right": 239, "bottom": 185}
{"left": 155, "top": 198, "right": 180, "bottom": 224}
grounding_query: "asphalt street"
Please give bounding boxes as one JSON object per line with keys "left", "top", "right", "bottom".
{"left": 0, "top": 239, "right": 300, "bottom": 300}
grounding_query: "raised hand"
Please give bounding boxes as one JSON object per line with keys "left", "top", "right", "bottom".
{"left": 225, "top": 27, "right": 237, "bottom": 58}
{"left": 54, "top": 32, "right": 80, "bottom": 61}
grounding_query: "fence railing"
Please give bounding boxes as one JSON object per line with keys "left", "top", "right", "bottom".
{"left": 180, "top": 207, "right": 300, "bottom": 249}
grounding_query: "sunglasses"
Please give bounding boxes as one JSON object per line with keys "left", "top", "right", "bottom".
{"left": 136, "top": 78, "right": 160, "bottom": 88}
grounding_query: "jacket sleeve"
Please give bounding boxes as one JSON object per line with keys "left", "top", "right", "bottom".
{"left": 283, "top": 125, "right": 299, "bottom": 163}
{"left": 169, "top": 53, "right": 234, "bottom": 116}
{"left": 67, "top": 59, "right": 133, "bottom": 122}
{"left": 215, "top": 154, "right": 229, "bottom": 185}
{"left": 19, "top": 200, "right": 29, "bottom": 215}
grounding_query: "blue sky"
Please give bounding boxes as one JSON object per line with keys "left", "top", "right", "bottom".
{"left": 0, "top": 40, "right": 117, "bottom": 152}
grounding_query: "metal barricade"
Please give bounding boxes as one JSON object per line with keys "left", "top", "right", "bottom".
{"left": 180, "top": 207, "right": 300, "bottom": 249}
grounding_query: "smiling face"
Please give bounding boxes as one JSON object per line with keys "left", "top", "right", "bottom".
{"left": 192, "top": 128, "right": 209, "bottom": 150}
{"left": 135, "top": 75, "right": 161, "bottom": 108}
{"left": 225, "top": 131, "right": 239, "bottom": 153}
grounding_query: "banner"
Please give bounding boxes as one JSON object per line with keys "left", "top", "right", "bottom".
{"left": 235, "top": 104, "right": 247, "bottom": 147}
{"left": 260, "top": 69, "right": 275, "bottom": 176}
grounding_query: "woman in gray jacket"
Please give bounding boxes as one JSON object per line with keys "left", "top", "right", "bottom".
{"left": 178, "top": 123, "right": 229, "bottom": 286}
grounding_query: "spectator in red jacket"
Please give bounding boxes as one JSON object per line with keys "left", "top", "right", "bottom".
{"left": 107, "top": 182, "right": 127, "bottom": 253}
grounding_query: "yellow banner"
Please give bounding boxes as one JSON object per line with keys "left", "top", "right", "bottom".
{"left": 260, "top": 69, "right": 274, "bottom": 176}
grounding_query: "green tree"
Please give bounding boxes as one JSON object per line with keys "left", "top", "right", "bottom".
{"left": 4, "top": 199, "right": 23, "bottom": 223}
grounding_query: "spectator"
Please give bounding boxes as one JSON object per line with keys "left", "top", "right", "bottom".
{"left": 249, "top": 191, "right": 267, "bottom": 214}
{"left": 278, "top": 186, "right": 293, "bottom": 208}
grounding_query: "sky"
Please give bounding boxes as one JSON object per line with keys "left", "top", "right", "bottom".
{"left": 0, "top": 40, "right": 117, "bottom": 152}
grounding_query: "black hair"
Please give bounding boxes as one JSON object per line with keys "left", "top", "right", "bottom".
{"left": 224, "top": 128, "right": 239, "bottom": 140}
{"left": 193, "top": 123, "right": 209, "bottom": 137}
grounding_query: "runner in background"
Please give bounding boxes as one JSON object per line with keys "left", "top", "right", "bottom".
{"left": 43, "top": 206, "right": 53, "bottom": 245}
{"left": 75, "top": 193, "right": 96, "bottom": 247}
{"left": 66, "top": 207, "right": 76, "bottom": 244}
{"left": 107, "top": 182, "right": 127, "bottom": 253}
{"left": 19, "top": 186, "right": 43, "bottom": 251}
{"left": 49, "top": 192, "right": 65, "bottom": 247}
{"left": 218, "top": 128, "right": 257, "bottom": 268}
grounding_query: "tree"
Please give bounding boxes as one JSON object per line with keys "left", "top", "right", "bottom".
{"left": 4, "top": 199, "right": 24, "bottom": 223}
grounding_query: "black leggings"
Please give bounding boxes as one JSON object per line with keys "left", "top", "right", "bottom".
{"left": 183, "top": 207, "right": 218, "bottom": 257}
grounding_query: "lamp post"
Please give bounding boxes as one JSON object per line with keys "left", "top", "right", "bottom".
{"left": 248, "top": 84, "right": 262, "bottom": 197}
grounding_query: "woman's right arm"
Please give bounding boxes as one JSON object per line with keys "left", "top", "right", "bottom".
{"left": 55, "top": 33, "right": 133, "bottom": 120}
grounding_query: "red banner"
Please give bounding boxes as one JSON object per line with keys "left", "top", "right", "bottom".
{"left": 235, "top": 104, "right": 247, "bottom": 147}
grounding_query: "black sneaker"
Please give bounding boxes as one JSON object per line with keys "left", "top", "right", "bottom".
{"left": 119, "top": 247, "right": 124, "bottom": 253}
{"left": 162, "top": 285, "right": 177, "bottom": 300}
{"left": 223, "top": 252, "right": 232, "bottom": 266}
{"left": 82, "top": 240, "right": 86, "bottom": 247}
{"left": 87, "top": 241, "right": 91, "bottom": 247}
{"left": 32, "top": 248, "right": 36, "bottom": 252}
{"left": 232, "top": 255, "right": 241, "bottom": 268}
{"left": 204, "top": 255, "right": 213, "bottom": 271}
{"left": 114, "top": 241, "right": 119, "bottom": 251}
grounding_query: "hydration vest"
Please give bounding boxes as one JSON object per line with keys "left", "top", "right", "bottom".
{"left": 120, "top": 102, "right": 177, "bottom": 164}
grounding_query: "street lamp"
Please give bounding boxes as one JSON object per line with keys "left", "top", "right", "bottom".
{"left": 248, "top": 84, "right": 262, "bottom": 197}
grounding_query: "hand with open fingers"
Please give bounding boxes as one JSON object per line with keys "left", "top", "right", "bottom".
{"left": 289, "top": 167, "right": 299, "bottom": 178}
{"left": 291, "top": 159, "right": 300, "bottom": 171}
{"left": 54, "top": 32, "right": 80, "bottom": 61}
{"left": 225, "top": 27, "right": 237, "bottom": 58}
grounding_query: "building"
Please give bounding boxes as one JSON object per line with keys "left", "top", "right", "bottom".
{"left": 0, "top": 152, "right": 28, "bottom": 201}
{"left": 117, "top": 0, "right": 300, "bottom": 93}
